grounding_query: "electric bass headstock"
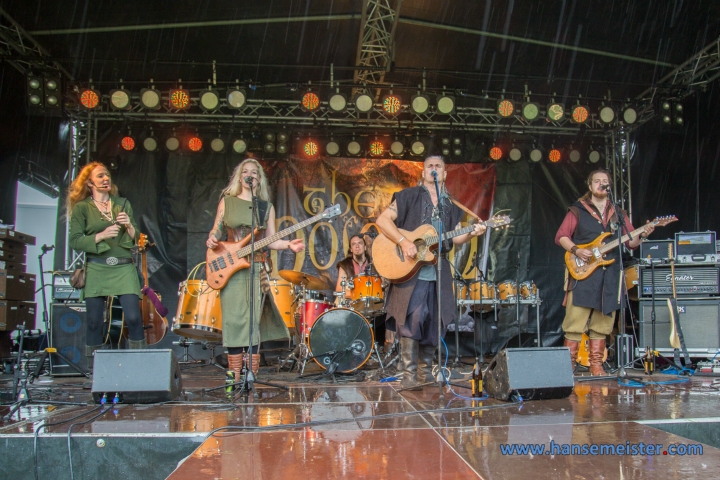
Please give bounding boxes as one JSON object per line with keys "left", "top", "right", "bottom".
{"left": 321, "top": 204, "right": 342, "bottom": 220}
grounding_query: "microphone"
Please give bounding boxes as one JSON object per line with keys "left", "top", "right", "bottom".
{"left": 41, "top": 244, "right": 55, "bottom": 253}
{"left": 600, "top": 184, "right": 611, "bottom": 191}
{"left": 244, "top": 176, "right": 255, "bottom": 185}
{"left": 431, "top": 170, "right": 438, "bottom": 179}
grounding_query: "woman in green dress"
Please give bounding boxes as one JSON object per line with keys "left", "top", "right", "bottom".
{"left": 67, "top": 162, "right": 144, "bottom": 372}
{"left": 207, "top": 158, "right": 305, "bottom": 382}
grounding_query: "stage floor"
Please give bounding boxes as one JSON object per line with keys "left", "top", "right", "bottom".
{"left": 1, "top": 359, "right": 720, "bottom": 479}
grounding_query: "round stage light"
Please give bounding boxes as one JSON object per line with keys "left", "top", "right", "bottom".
{"left": 169, "top": 89, "right": 190, "bottom": 110}
{"left": 140, "top": 88, "right": 161, "bottom": 110}
{"left": 328, "top": 92, "right": 347, "bottom": 112}
{"left": 227, "top": 89, "right": 246, "bottom": 109}
{"left": 599, "top": 106, "right": 615, "bottom": 123}
{"left": 548, "top": 149, "right": 562, "bottom": 163}
{"left": 546, "top": 103, "right": 565, "bottom": 121}
{"left": 264, "top": 142, "right": 276, "bottom": 154}
{"left": 303, "top": 141, "right": 319, "bottom": 156}
{"left": 45, "top": 94, "right": 59, "bottom": 106}
{"left": 569, "top": 149, "right": 581, "bottom": 163}
{"left": 326, "top": 140, "right": 340, "bottom": 156}
{"left": 45, "top": 79, "right": 58, "bottom": 91}
{"left": 121, "top": 136, "right": 135, "bottom": 151}
{"left": 509, "top": 148, "right": 522, "bottom": 161}
{"left": 166, "top": 136, "right": 180, "bottom": 152}
{"left": 301, "top": 92, "right": 320, "bottom": 112}
{"left": 354, "top": 93, "right": 374, "bottom": 113}
{"left": 210, "top": 138, "right": 225, "bottom": 153}
{"left": 264, "top": 132, "right": 276, "bottom": 143}
{"left": 370, "top": 141, "right": 384, "bottom": 156}
{"left": 410, "top": 140, "right": 425, "bottom": 156}
{"left": 79, "top": 89, "right": 100, "bottom": 109}
{"left": 277, "top": 143, "right": 288, "bottom": 154}
{"left": 522, "top": 102, "right": 540, "bottom": 121}
{"left": 588, "top": 150, "right": 601, "bottom": 163}
{"left": 232, "top": 139, "right": 247, "bottom": 154}
{"left": 623, "top": 107, "right": 638, "bottom": 124}
{"left": 110, "top": 90, "right": 131, "bottom": 110}
{"left": 188, "top": 137, "right": 203, "bottom": 152}
{"left": 436, "top": 95, "right": 455, "bottom": 114}
{"left": 571, "top": 105, "right": 589, "bottom": 124}
{"left": 29, "top": 78, "right": 41, "bottom": 90}
{"left": 390, "top": 140, "right": 405, "bottom": 156}
{"left": 382, "top": 95, "right": 402, "bottom": 115}
{"left": 200, "top": 90, "right": 220, "bottom": 111}
{"left": 277, "top": 132, "right": 289, "bottom": 144}
{"left": 410, "top": 94, "right": 430, "bottom": 114}
{"left": 143, "top": 137, "right": 158, "bottom": 152}
{"left": 489, "top": 147, "right": 503, "bottom": 161}
{"left": 347, "top": 140, "right": 362, "bottom": 156}
{"left": 529, "top": 148, "right": 543, "bottom": 162}
{"left": 497, "top": 99, "right": 515, "bottom": 118}
{"left": 28, "top": 94, "right": 42, "bottom": 105}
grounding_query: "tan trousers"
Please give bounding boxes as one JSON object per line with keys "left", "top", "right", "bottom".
{"left": 562, "top": 291, "right": 615, "bottom": 342}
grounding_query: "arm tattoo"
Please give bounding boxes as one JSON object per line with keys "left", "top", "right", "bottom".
{"left": 388, "top": 201, "right": 397, "bottom": 213}
{"left": 211, "top": 208, "right": 224, "bottom": 240}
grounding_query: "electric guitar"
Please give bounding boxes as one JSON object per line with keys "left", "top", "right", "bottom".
{"left": 565, "top": 216, "right": 677, "bottom": 281}
{"left": 372, "top": 214, "right": 512, "bottom": 283}
{"left": 206, "top": 204, "right": 341, "bottom": 289}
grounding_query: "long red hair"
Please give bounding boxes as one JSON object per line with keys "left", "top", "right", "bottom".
{"left": 66, "top": 162, "right": 118, "bottom": 217}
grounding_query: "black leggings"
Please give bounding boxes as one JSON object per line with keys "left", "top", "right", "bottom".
{"left": 86, "top": 295, "right": 144, "bottom": 345}
{"left": 227, "top": 346, "right": 258, "bottom": 355}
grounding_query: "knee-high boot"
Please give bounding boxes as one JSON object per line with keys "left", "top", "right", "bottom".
{"left": 399, "top": 337, "right": 421, "bottom": 390}
{"left": 588, "top": 339, "right": 607, "bottom": 376}
{"left": 564, "top": 338, "right": 580, "bottom": 372}
{"left": 418, "top": 344, "right": 436, "bottom": 383}
{"left": 243, "top": 353, "right": 261, "bottom": 375}
{"left": 227, "top": 354, "right": 244, "bottom": 383}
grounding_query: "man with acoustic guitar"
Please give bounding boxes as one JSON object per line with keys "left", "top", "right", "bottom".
{"left": 555, "top": 169, "right": 654, "bottom": 375}
{"left": 375, "top": 155, "right": 487, "bottom": 390}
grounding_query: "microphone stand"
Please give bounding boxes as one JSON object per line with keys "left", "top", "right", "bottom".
{"left": 433, "top": 173, "right": 446, "bottom": 398}
{"left": 514, "top": 252, "right": 522, "bottom": 348}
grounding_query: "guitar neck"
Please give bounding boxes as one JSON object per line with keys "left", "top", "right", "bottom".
{"left": 235, "top": 211, "right": 324, "bottom": 257}
{"left": 427, "top": 224, "right": 477, "bottom": 246}
{"left": 598, "top": 225, "right": 647, "bottom": 254}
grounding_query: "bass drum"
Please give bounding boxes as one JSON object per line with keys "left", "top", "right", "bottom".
{"left": 308, "top": 308, "right": 374, "bottom": 374}
{"left": 173, "top": 280, "right": 222, "bottom": 341}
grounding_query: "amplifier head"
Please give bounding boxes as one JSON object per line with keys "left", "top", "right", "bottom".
{"left": 676, "top": 231, "right": 716, "bottom": 257}
{"left": 640, "top": 239, "right": 674, "bottom": 260}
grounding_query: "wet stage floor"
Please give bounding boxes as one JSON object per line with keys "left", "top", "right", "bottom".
{"left": 2, "top": 362, "right": 720, "bottom": 479}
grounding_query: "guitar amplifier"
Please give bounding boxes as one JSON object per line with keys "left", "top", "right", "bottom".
{"left": 675, "top": 231, "right": 718, "bottom": 264}
{"left": 52, "top": 272, "right": 81, "bottom": 301}
{"left": 640, "top": 265, "right": 719, "bottom": 297}
{"left": 640, "top": 239, "right": 674, "bottom": 260}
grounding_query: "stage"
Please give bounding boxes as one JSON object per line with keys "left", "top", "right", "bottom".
{"left": 1, "top": 359, "right": 719, "bottom": 480}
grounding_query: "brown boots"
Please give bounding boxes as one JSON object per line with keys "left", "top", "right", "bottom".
{"left": 227, "top": 353, "right": 261, "bottom": 383}
{"left": 588, "top": 339, "right": 607, "bottom": 376}
{"left": 564, "top": 338, "right": 579, "bottom": 371}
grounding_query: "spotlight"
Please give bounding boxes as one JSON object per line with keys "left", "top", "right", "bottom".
{"left": 226, "top": 88, "right": 247, "bottom": 109}
{"left": 43, "top": 75, "right": 61, "bottom": 110}
{"left": 390, "top": 139, "right": 405, "bottom": 156}
{"left": 328, "top": 92, "right": 347, "bottom": 112}
{"left": 109, "top": 89, "right": 132, "bottom": 110}
{"left": 529, "top": 148, "right": 543, "bottom": 162}
{"left": 347, "top": 139, "right": 362, "bottom": 156}
{"left": 78, "top": 89, "right": 101, "bottom": 110}
{"left": 326, "top": 139, "right": 340, "bottom": 156}
{"left": 169, "top": 88, "right": 191, "bottom": 110}
{"left": 570, "top": 105, "right": 590, "bottom": 124}
{"left": 509, "top": 147, "right": 522, "bottom": 161}
{"left": 546, "top": 102, "right": 565, "bottom": 122}
{"left": 301, "top": 91, "right": 321, "bottom": 112}
{"left": 354, "top": 93, "right": 374, "bottom": 113}
{"left": 143, "top": 135, "right": 158, "bottom": 152}
{"left": 452, "top": 137, "right": 463, "bottom": 156}
{"left": 410, "top": 93, "right": 431, "bottom": 114}
{"left": 599, "top": 105, "right": 616, "bottom": 124}
{"left": 264, "top": 142, "right": 276, "bottom": 154}
{"left": 588, "top": 149, "right": 601, "bottom": 164}
{"left": 140, "top": 87, "right": 162, "bottom": 110}
{"left": 369, "top": 140, "right": 385, "bottom": 157}
{"left": 436, "top": 94, "right": 456, "bottom": 114}
{"left": 210, "top": 137, "right": 225, "bottom": 153}
{"left": 440, "top": 137, "right": 451, "bottom": 156}
{"left": 410, "top": 138, "right": 426, "bottom": 156}
{"left": 497, "top": 99, "right": 515, "bottom": 118}
{"left": 568, "top": 147, "right": 581, "bottom": 163}
{"left": 166, "top": 135, "right": 180, "bottom": 152}
{"left": 277, "top": 132, "right": 289, "bottom": 154}
{"left": 120, "top": 135, "right": 136, "bottom": 151}
{"left": 382, "top": 95, "right": 402, "bottom": 115}
{"left": 302, "top": 140, "right": 319, "bottom": 157}
{"left": 489, "top": 146, "right": 503, "bottom": 161}
{"left": 521, "top": 102, "right": 541, "bottom": 122}
{"left": 188, "top": 136, "right": 203, "bottom": 152}
{"left": 673, "top": 102, "right": 684, "bottom": 126}
{"left": 232, "top": 138, "right": 247, "bottom": 154}
{"left": 622, "top": 106, "right": 638, "bottom": 125}
{"left": 548, "top": 148, "right": 562, "bottom": 163}
{"left": 27, "top": 75, "right": 44, "bottom": 108}
{"left": 277, "top": 132, "right": 289, "bottom": 144}
{"left": 199, "top": 88, "right": 221, "bottom": 112}
{"left": 277, "top": 143, "right": 289, "bottom": 154}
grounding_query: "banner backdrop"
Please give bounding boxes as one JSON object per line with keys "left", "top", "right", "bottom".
{"left": 187, "top": 157, "right": 497, "bottom": 292}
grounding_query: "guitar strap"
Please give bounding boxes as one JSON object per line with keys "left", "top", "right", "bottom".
{"left": 450, "top": 198, "right": 481, "bottom": 220}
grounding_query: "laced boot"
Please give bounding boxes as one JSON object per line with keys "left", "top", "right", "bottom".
{"left": 399, "top": 337, "right": 421, "bottom": 391}
{"left": 227, "top": 354, "right": 244, "bottom": 383}
{"left": 418, "top": 344, "right": 436, "bottom": 383}
{"left": 243, "top": 353, "right": 261, "bottom": 376}
{"left": 128, "top": 338, "right": 147, "bottom": 349}
{"left": 588, "top": 339, "right": 607, "bottom": 376}
{"left": 564, "top": 338, "right": 580, "bottom": 372}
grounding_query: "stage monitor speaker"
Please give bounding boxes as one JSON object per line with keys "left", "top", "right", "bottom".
{"left": 638, "top": 298, "right": 720, "bottom": 355}
{"left": 91, "top": 349, "right": 182, "bottom": 404}
{"left": 49, "top": 302, "right": 87, "bottom": 375}
{"left": 485, "top": 347, "right": 574, "bottom": 401}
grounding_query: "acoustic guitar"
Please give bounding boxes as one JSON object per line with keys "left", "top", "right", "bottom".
{"left": 372, "top": 214, "right": 511, "bottom": 283}
{"left": 206, "top": 204, "right": 341, "bottom": 289}
{"left": 136, "top": 233, "right": 168, "bottom": 345}
{"left": 565, "top": 216, "right": 677, "bottom": 281}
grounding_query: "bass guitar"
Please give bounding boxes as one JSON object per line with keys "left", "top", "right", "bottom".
{"left": 565, "top": 215, "right": 677, "bottom": 281}
{"left": 206, "top": 204, "right": 341, "bottom": 289}
{"left": 372, "top": 214, "right": 512, "bottom": 283}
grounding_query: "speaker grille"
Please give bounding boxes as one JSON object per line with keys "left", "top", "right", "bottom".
{"left": 50, "top": 302, "right": 87, "bottom": 375}
{"left": 638, "top": 298, "right": 720, "bottom": 353}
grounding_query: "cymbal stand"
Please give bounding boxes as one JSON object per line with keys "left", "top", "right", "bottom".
{"left": 173, "top": 337, "right": 202, "bottom": 363}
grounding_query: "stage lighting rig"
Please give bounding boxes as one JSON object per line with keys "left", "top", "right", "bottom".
{"left": 546, "top": 102, "right": 565, "bottom": 122}
{"left": 410, "top": 137, "right": 426, "bottom": 156}
{"left": 328, "top": 91, "right": 347, "bottom": 112}
{"left": 497, "top": 99, "right": 515, "bottom": 118}
{"left": 227, "top": 86, "right": 247, "bottom": 109}
{"left": 346, "top": 138, "right": 362, "bottom": 156}
{"left": 522, "top": 102, "right": 540, "bottom": 122}
{"left": 436, "top": 93, "right": 456, "bottom": 115}
{"left": 301, "top": 91, "right": 321, "bottom": 112}
{"left": 548, "top": 147, "right": 562, "bottom": 163}
{"left": 232, "top": 137, "right": 248, "bottom": 154}
{"left": 509, "top": 146, "right": 522, "bottom": 161}
{"left": 325, "top": 138, "right": 340, "bottom": 156}
{"left": 390, "top": 138, "right": 405, "bottom": 156}
{"left": 110, "top": 84, "right": 132, "bottom": 110}
{"left": 140, "top": 85, "right": 162, "bottom": 110}
{"left": 169, "top": 84, "right": 191, "bottom": 111}
{"left": 529, "top": 147, "right": 543, "bottom": 162}
{"left": 199, "top": 87, "right": 221, "bottom": 112}
{"left": 489, "top": 146, "right": 503, "bottom": 161}
{"left": 382, "top": 94, "right": 402, "bottom": 115}
{"left": 410, "top": 93, "right": 431, "bottom": 114}
{"left": 570, "top": 104, "right": 590, "bottom": 124}
{"left": 354, "top": 92, "right": 374, "bottom": 113}
{"left": 599, "top": 104, "right": 616, "bottom": 124}
{"left": 303, "top": 140, "right": 319, "bottom": 157}
{"left": 78, "top": 88, "right": 101, "bottom": 110}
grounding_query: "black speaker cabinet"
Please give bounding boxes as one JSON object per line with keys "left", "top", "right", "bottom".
{"left": 91, "top": 349, "right": 183, "bottom": 404}
{"left": 638, "top": 298, "right": 720, "bottom": 355}
{"left": 49, "top": 302, "right": 87, "bottom": 375}
{"left": 485, "top": 347, "right": 575, "bottom": 401}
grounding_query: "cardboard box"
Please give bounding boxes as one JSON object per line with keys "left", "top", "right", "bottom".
{"left": 0, "top": 228, "right": 36, "bottom": 246}
{"left": 0, "top": 271, "right": 36, "bottom": 301}
{"left": 0, "top": 300, "right": 36, "bottom": 331}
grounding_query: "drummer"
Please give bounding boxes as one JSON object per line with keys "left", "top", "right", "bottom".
{"left": 334, "top": 234, "right": 377, "bottom": 301}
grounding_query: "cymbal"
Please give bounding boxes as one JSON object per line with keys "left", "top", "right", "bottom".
{"left": 278, "top": 270, "right": 330, "bottom": 290}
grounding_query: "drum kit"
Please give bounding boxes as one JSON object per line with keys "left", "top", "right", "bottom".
{"left": 171, "top": 268, "right": 388, "bottom": 377}
{"left": 459, "top": 279, "right": 539, "bottom": 308}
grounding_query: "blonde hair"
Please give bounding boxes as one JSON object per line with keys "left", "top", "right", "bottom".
{"left": 221, "top": 158, "right": 270, "bottom": 201}
{"left": 66, "top": 162, "right": 118, "bottom": 217}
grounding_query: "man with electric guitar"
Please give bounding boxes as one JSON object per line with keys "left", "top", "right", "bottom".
{"left": 555, "top": 169, "right": 655, "bottom": 375}
{"left": 374, "top": 155, "right": 488, "bottom": 390}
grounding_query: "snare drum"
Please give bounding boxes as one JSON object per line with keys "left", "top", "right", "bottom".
{"left": 348, "top": 274, "right": 384, "bottom": 315}
{"left": 298, "top": 297, "right": 333, "bottom": 334}
{"left": 173, "top": 280, "right": 222, "bottom": 340}
{"left": 497, "top": 281, "right": 518, "bottom": 303}
{"left": 269, "top": 279, "right": 296, "bottom": 329}
{"left": 519, "top": 281, "right": 537, "bottom": 301}
{"left": 461, "top": 281, "right": 496, "bottom": 312}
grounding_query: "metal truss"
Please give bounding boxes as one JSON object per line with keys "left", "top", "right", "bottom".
{"left": 605, "top": 129, "right": 633, "bottom": 223}
{"left": 0, "top": 7, "right": 72, "bottom": 78}
{"left": 354, "top": 0, "right": 402, "bottom": 89}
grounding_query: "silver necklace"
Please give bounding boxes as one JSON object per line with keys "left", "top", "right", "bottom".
{"left": 93, "top": 198, "right": 114, "bottom": 223}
